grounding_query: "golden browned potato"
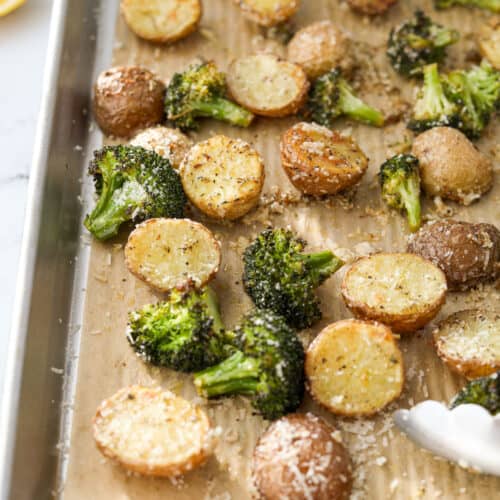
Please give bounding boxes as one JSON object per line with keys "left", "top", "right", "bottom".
{"left": 93, "top": 386, "right": 213, "bottom": 477}
{"left": 130, "top": 126, "right": 193, "bottom": 170}
{"left": 341, "top": 253, "right": 447, "bottom": 333}
{"left": 235, "top": 0, "right": 300, "bottom": 27}
{"left": 478, "top": 17, "right": 500, "bottom": 70}
{"left": 306, "top": 320, "right": 404, "bottom": 416}
{"left": 411, "top": 127, "right": 493, "bottom": 205}
{"left": 252, "top": 413, "right": 353, "bottom": 500}
{"left": 121, "top": 0, "right": 201, "bottom": 43}
{"left": 227, "top": 54, "right": 309, "bottom": 117}
{"left": 408, "top": 220, "right": 500, "bottom": 291}
{"left": 93, "top": 66, "right": 165, "bottom": 138}
{"left": 180, "top": 135, "right": 265, "bottom": 220}
{"left": 346, "top": 0, "right": 398, "bottom": 15}
{"left": 434, "top": 310, "right": 500, "bottom": 379}
{"left": 125, "top": 218, "right": 221, "bottom": 292}
{"left": 280, "top": 122, "right": 369, "bottom": 195}
{"left": 287, "top": 21, "right": 352, "bottom": 79}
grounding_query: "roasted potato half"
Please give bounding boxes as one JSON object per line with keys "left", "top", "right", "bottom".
{"left": 121, "top": 0, "right": 201, "bottom": 44}
{"left": 341, "top": 253, "right": 447, "bottom": 333}
{"left": 306, "top": 320, "right": 404, "bottom": 416}
{"left": 227, "top": 54, "right": 309, "bottom": 117}
{"left": 253, "top": 413, "right": 353, "bottom": 500}
{"left": 180, "top": 135, "right": 265, "bottom": 220}
{"left": 434, "top": 310, "right": 500, "bottom": 379}
{"left": 346, "top": 0, "right": 398, "bottom": 15}
{"left": 287, "top": 21, "right": 352, "bottom": 79}
{"left": 93, "top": 386, "right": 213, "bottom": 477}
{"left": 93, "top": 66, "right": 165, "bottom": 138}
{"left": 125, "top": 218, "right": 221, "bottom": 292}
{"left": 130, "top": 126, "right": 193, "bottom": 170}
{"left": 280, "top": 122, "right": 369, "bottom": 195}
{"left": 478, "top": 17, "right": 500, "bottom": 70}
{"left": 411, "top": 127, "right": 493, "bottom": 205}
{"left": 235, "top": 0, "right": 300, "bottom": 27}
{"left": 408, "top": 220, "right": 500, "bottom": 291}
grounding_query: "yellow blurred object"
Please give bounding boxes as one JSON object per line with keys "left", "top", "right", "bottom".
{"left": 0, "top": 0, "right": 26, "bottom": 17}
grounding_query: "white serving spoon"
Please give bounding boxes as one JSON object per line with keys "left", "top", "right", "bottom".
{"left": 394, "top": 400, "right": 500, "bottom": 477}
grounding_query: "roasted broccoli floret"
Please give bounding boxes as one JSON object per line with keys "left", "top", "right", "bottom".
{"left": 379, "top": 154, "right": 422, "bottom": 232}
{"left": 193, "top": 308, "right": 305, "bottom": 420}
{"left": 387, "top": 10, "right": 459, "bottom": 77}
{"left": 446, "top": 61, "right": 500, "bottom": 139}
{"left": 127, "top": 287, "right": 227, "bottom": 372}
{"left": 408, "top": 63, "right": 460, "bottom": 133}
{"left": 84, "top": 145, "right": 185, "bottom": 240}
{"left": 307, "top": 69, "right": 385, "bottom": 127}
{"left": 434, "top": 0, "right": 500, "bottom": 13}
{"left": 450, "top": 372, "right": 500, "bottom": 415}
{"left": 164, "top": 61, "right": 254, "bottom": 131}
{"left": 243, "top": 229, "right": 344, "bottom": 329}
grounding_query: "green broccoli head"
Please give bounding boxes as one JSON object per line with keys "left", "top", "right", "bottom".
{"left": 84, "top": 145, "right": 185, "bottom": 240}
{"left": 450, "top": 372, "right": 500, "bottom": 415}
{"left": 434, "top": 0, "right": 500, "bottom": 13}
{"left": 193, "top": 308, "right": 305, "bottom": 420}
{"left": 408, "top": 63, "right": 460, "bottom": 133}
{"left": 379, "top": 154, "right": 422, "bottom": 232}
{"left": 307, "top": 69, "right": 384, "bottom": 127}
{"left": 445, "top": 61, "right": 500, "bottom": 139}
{"left": 387, "top": 10, "right": 459, "bottom": 77}
{"left": 164, "top": 61, "right": 254, "bottom": 131}
{"left": 127, "top": 287, "right": 227, "bottom": 372}
{"left": 243, "top": 229, "right": 344, "bottom": 329}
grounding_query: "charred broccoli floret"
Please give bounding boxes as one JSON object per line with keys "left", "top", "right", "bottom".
{"left": 434, "top": 0, "right": 500, "bottom": 13}
{"left": 193, "top": 308, "right": 305, "bottom": 420}
{"left": 307, "top": 69, "right": 385, "bottom": 127}
{"left": 379, "top": 154, "right": 422, "bottom": 232}
{"left": 84, "top": 145, "right": 185, "bottom": 240}
{"left": 387, "top": 10, "right": 459, "bottom": 77}
{"left": 164, "top": 61, "right": 254, "bottom": 131}
{"left": 450, "top": 372, "right": 500, "bottom": 415}
{"left": 408, "top": 63, "right": 460, "bottom": 133}
{"left": 243, "top": 229, "right": 344, "bottom": 329}
{"left": 127, "top": 287, "right": 227, "bottom": 372}
{"left": 446, "top": 61, "right": 500, "bottom": 139}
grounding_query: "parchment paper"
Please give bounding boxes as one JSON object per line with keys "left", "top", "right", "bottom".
{"left": 64, "top": 0, "right": 500, "bottom": 498}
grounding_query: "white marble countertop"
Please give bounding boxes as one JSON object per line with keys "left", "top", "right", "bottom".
{"left": 0, "top": 1, "right": 52, "bottom": 390}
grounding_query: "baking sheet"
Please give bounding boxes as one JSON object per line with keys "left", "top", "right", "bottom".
{"left": 64, "top": 0, "right": 500, "bottom": 498}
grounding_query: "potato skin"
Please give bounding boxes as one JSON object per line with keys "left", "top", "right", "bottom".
{"left": 408, "top": 220, "right": 500, "bottom": 291}
{"left": 411, "top": 127, "right": 493, "bottom": 205}
{"left": 287, "top": 21, "right": 352, "bottom": 79}
{"left": 346, "top": 0, "right": 398, "bottom": 15}
{"left": 252, "top": 413, "right": 352, "bottom": 500}
{"left": 280, "top": 122, "right": 368, "bottom": 195}
{"left": 93, "top": 66, "right": 165, "bottom": 138}
{"left": 341, "top": 253, "right": 447, "bottom": 333}
{"left": 433, "top": 310, "right": 500, "bottom": 379}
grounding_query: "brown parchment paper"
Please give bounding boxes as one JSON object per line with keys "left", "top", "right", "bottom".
{"left": 64, "top": 1, "right": 500, "bottom": 498}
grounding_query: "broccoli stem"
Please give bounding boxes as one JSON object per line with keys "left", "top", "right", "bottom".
{"left": 204, "top": 286, "right": 224, "bottom": 333}
{"left": 194, "top": 350, "right": 260, "bottom": 398}
{"left": 192, "top": 97, "right": 254, "bottom": 127}
{"left": 416, "top": 63, "right": 454, "bottom": 119}
{"left": 431, "top": 26, "right": 459, "bottom": 48}
{"left": 338, "top": 81, "right": 385, "bottom": 127}
{"left": 399, "top": 180, "right": 422, "bottom": 232}
{"left": 303, "top": 251, "right": 344, "bottom": 283}
{"left": 84, "top": 179, "right": 146, "bottom": 241}
{"left": 437, "top": 0, "right": 500, "bottom": 13}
